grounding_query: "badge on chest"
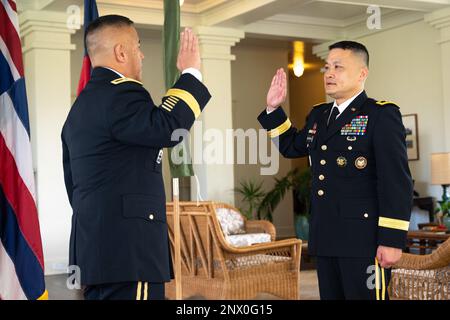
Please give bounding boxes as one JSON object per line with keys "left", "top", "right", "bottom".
{"left": 341, "top": 115, "right": 368, "bottom": 136}
{"left": 156, "top": 149, "right": 163, "bottom": 164}
{"left": 307, "top": 123, "right": 318, "bottom": 146}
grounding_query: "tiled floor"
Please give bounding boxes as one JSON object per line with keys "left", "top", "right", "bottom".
{"left": 299, "top": 270, "right": 320, "bottom": 300}
{"left": 45, "top": 270, "right": 320, "bottom": 300}
{"left": 46, "top": 274, "right": 83, "bottom": 300}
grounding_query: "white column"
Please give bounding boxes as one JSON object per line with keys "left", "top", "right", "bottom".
{"left": 191, "top": 27, "right": 244, "bottom": 205}
{"left": 426, "top": 7, "right": 450, "bottom": 151}
{"left": 20, "top": 10, "right": 75, "bottom": 274}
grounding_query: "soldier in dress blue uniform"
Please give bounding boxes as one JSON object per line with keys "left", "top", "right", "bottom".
{"left": 258, "top": 41, "right": 413, "bottom": 300}
{"left": 62, "top": 15, "right": 211, "bottom": 300}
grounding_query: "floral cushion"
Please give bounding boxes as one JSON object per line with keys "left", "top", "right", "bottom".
{"left": 216, "top": 208, "right": 246, "bottom": 235}
{"left": 225, "top": 233, "right": 272, "bottom": 247}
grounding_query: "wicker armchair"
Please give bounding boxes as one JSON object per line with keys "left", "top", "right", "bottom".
{"left": 165, "top": 202, "right": 302, "bottom": 300}
{"left": 389, "top": 237, "right": 450, "bottom": 300}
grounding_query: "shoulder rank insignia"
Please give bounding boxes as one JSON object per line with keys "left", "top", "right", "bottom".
{"left": 111, "top": 77, "right": 143, "bottom": 86}
{"left": 312, "top": 102, "right": 328, "bottom": 109}
{"left": 376, "top": 100, "right": 398, "bottom": 107}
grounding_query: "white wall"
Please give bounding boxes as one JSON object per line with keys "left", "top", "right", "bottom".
{"left": 231, "top": 39, "right": 295, "bottom": 237}
{"left": 20, "top": 10, "right": 76, "bottom": 276}
{"left": 25, "top": 47, "right": 74, "bottom": 275}
{"left": 359, "top": 20, "right": 446, "bottom": 199}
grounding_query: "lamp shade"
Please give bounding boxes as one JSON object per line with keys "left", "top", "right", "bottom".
{"left": 431, "top": 152, "right": 450, "bottom": 185}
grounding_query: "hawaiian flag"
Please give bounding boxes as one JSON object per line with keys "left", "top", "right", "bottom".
{"left": 77, "top": 0, "right": 99, "bottom": 95}
{"left": 0, "top": 0, "right": 47, "bottom": 300}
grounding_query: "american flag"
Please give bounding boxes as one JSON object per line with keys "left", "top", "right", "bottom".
{"left": 0, "top": 0, "right": 47, "bottom": 300}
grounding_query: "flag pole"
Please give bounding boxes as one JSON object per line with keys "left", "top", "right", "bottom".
{"left": 172, "top": 178, "right": 182, "bottom": 300}
{"left": 164, "top": 0, "right": 189, "bottom": 301}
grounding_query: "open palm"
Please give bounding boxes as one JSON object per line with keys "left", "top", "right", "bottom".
{"left": 267, "top": 68, "right": 287, "bottom": 109}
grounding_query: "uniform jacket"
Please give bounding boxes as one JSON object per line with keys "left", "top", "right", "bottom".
{"left": 62, "top": 67, "right": 211, "bottom": 285}
{"left": 258, "top": 91, "right": 413, "bottom": 257}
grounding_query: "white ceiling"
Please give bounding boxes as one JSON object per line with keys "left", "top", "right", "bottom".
{"left": 17, "top": 0, "right": 450, "bottom": 43}
{"left": 21, "top": 0, "right": 450, "bottom": 19}
{"left": 183, "top": 0, "right": 207, "bottom": 4}
{"left": 282, "top": 1, "right": 385, "bottom": 20}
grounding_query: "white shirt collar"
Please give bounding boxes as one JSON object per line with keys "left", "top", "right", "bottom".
{"left": 104, "top": 67, "right": 125, "bottom": 78}
{"left": 332, "top": 90, "right": 364, "bottom": 118}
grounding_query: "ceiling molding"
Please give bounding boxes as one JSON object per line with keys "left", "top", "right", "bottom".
{"left": 243, "top": 9, "right": 425, "bottom": 43}
{"left": 96, "top": 2, "right": 199, "bottom": 28}
{"left": 16, "top": 0, "right": 450, "bottom": 44}
{"left": 425, "top": 6, "right": 450, "bottom": 28}
{"left": 17, "top": 0, "right": 56, "bottom": 11}
{"left": 97, "top": 0, "right": 227, "bottom": 14}
{"left": 344, "top": 10, "right": 425, "bottom": 38}
{"left": 425, "top": 6, "right": 450, "bottom": 43}
{"left": 201, "top": 0, "right": 311, "bottom": 27}
{"left": 312, "top": 10, "right": 426, "bottom": 59}
{"left": 316, "top": 0, "right": 450, "bottom": 12}
{"left": 264, "top": 9, "right": 400, "bottom": 28}
{"left": 201, "top": 0, "right": 278, "bottom": 26}
{"left": 194, "top": 0, "right": 229, "bottom": 13}
{"left": 267, "top": 14, "right": 349, "bottom": 28}
{"left": 36, "top": 0, "right": 56, "bottom": 10}
{"left": 242, "top": 17, "right": 341, "bottom": 41}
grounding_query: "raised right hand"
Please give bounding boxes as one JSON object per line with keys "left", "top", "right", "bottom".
{"left": 177, "top": 28, "right": 201, "bottom": 72}
{"left": 266, "top": 68, "right": 287, "bottom": 111}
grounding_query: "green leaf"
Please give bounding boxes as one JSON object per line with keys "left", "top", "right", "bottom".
{"left": 234, "top": 179, "right": 267, "bottom": 220}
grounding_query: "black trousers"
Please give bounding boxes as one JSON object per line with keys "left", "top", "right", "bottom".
{"left": 83, "top": 282, "right": 165, "bottom": 300}
{"left": 316, "top": 256, "right": 391, "bottom": 300}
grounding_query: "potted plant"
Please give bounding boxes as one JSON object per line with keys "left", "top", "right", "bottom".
{"left": 235, "top": 173, "right": 296, "bottom": 221}
{"left": 234, "top": 168, "right": 312, "bottom": 240}
{"left": 436, "top": 200, "right": 450, "bottom": 230}
{"left": 257, "top": 170, "right": 296, "bottom": 222}
{"left": 234, "top": 180, "right": 266, "bottom": 220}
{"left": 291, "top": 168, "right": 312, "bottom": 240}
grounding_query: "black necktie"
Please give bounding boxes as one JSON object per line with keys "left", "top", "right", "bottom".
{"left": 327, "top": 106, "right": 340, "bottom": 127}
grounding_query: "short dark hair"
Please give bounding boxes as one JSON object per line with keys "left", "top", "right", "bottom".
{"left": 329, "top": 41, "right": 369, "bottom": 68}
{"left": 85, "top": 15, "right": 134, "bottom": 55}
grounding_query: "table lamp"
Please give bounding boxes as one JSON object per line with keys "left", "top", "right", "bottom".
{"left": 431, "top": 152, "right": 450, "bottom": 203}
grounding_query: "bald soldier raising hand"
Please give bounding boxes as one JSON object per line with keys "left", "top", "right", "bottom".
{"left": 62, "top": 15, "right": 211, "bottom": 300}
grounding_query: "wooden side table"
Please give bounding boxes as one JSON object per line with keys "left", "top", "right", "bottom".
{"left": 405, "top": 230, "right": 450, "bottom": 255}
